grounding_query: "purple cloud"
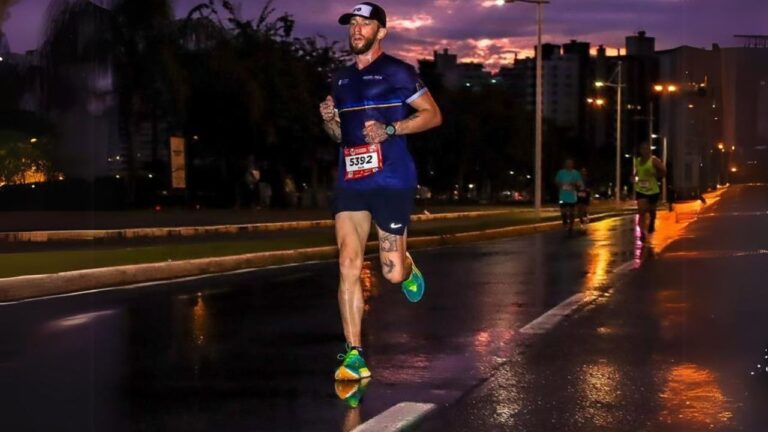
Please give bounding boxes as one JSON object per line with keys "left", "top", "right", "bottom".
{"left": 2, "top": 0, "right": 765, "bottom": 69}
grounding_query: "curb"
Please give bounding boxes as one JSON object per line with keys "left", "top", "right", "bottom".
{"left": 0, "top": 211, "right": 632, "bottom": 302}
{"left": 0, "top": 209, "right": 532, "bottom": 243}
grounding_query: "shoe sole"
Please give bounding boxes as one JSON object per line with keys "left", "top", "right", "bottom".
{"left": 335, "top": 366, "right": 372, "bottom": 381}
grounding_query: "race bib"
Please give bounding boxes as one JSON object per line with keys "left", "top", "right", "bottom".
{"left": 344, "top": 143, "right": 383, "bottom": 180}
{"left": 562, "top": 184, "right": 574, "bottom": 191}
{"left": 637, "top": 180, "right": 650, "bottom": 189}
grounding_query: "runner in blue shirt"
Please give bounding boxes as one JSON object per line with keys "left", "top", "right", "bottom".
{"left": 318, "top": 2, "right": 442, "bottom": 388}
{"left": 555, "top": 159, "right": 583, "bottom": 234}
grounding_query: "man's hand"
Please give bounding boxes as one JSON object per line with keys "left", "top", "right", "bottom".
{"left": 363, "top": 120, "right": 388, "bottom": 144}
{"left": 319, "top": 96, "right": 338, "bottom": 123}
{"left": 320, "top": 96, "right": 342, "bottom": 143}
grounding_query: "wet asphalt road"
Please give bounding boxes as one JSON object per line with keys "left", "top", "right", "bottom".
{"left": 0, "top": 186, "right": 762, "bottom": 432}
{"left": 419, "top": 184, "right": 768, "bottom": 432}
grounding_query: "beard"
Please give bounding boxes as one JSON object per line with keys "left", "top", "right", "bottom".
{"left": 349, "top": 33, "right": 377, "bottom": 55}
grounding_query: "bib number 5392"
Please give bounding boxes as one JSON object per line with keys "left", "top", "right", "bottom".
{"left": 344, "top": 143, "right": 383, "bottom": 180}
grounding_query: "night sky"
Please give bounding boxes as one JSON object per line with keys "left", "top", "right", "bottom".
{"left": 2, "top": 0, "right": 767, "bottom": 70}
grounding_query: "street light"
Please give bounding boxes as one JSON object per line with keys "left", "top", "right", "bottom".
{"left": 652, "top": 83, "right": 685, "bottom": 203}
{"left": 595, "top": 61, "right": 624, "bottom": 205}
{"left": 498, "top": 0, "right": 550, "bottom": 215}
{"left": 587, "top": 97, "right": 606, "bottom": 106}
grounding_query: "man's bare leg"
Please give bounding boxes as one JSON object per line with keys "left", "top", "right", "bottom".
{"left": 637, "top": 199, "right": 650, "bottom": 240}
{"left": 336, "top": 211, "right": 372, "bottom": 347}
{"left": 376, "top": 227, "right": 411, "bottom": 284}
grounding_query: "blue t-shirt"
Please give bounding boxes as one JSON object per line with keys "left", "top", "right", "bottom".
{"left": 555, "top": 169, "right": 583, "bottom": 204}
{"left": 332, "top": 53, "right": 428, "bottom": 190}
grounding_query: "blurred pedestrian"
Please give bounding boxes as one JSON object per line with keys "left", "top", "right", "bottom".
{"left": 555, "top": 158, "right": 583, "bottom": 235}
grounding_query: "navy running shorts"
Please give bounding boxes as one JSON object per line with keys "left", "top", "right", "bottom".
{"left": 332, "top": 188, "right": 415, "bottom": 236}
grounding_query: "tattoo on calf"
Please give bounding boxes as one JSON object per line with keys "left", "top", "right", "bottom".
{"left": 382, "top": 257, "right": 395, "bottom": 275}
{"left": 379, "top": 232, "right": 399, "bottom": 252}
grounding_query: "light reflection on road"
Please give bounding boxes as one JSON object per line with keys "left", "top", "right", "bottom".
{"left": 659, "top": 363, "right": 736, "bottom": 428}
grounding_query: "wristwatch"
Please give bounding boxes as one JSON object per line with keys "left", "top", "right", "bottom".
{"left": 385, "top": 123, "right": 397, "bottom": 136}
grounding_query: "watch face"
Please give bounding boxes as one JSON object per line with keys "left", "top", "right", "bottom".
{"left": 385, "top": 125, "right": 396, "bottom": 135}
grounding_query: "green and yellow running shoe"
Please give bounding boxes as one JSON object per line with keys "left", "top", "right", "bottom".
{"left": 401, "top": 252, "right": 425, "bottom": 303}
{"left": 335, "top": 347, "right": 371, "bottom": 381}
{"left": 335, "top": 378, "right": 371, "bottom": 408}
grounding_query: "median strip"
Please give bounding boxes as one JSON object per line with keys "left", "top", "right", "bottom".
{"left": 0, "top": 209, "right": 518, "bottom": 242}
{"left": 0, "top": 211, "right": 631, "bottom": 302}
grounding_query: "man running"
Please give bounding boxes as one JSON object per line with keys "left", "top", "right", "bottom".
{"left": 319, "top": 2, "right": 442, "bottom": 383}
{"left": 555, "top": 159, "right": 583, "bottom": 234}
{"left": 634, "top": 142, "right": 666, "bottom": 242}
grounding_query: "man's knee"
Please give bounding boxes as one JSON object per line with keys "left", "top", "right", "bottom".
{"left": 339, "top": 251, "right": 364, "bottom": 283}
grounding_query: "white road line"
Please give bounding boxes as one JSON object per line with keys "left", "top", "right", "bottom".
{"left": 519, "top": 292, "right": 590, "bottom": 335}
{"left": 361, "top": 249, "right": 641, "bottom": 430}
{"left": 352, "top": 402, "right": 437, "bottom": 432}
{"left": 0, "top": 258, "right": 334, "bottom": 306}
{"left": 613, "top": 260, "right": 638, "bottom": 274}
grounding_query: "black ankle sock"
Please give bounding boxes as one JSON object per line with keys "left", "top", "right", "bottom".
{"left": 351, "top": 345, "right": 364, "bottom": 354}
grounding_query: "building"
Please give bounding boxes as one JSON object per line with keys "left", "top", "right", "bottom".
{"left": 657, "top": 41, "right": 768, "bottom": 193}
{"left": 419, "top": 49, "right": 493, "bottom": 90}
{"left": 513, "top": 43, "right": 584, "bottom": 130}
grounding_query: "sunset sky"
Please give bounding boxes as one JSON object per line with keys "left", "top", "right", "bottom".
{"left": 2, "top": 0, "right": 766, "bottom": 70}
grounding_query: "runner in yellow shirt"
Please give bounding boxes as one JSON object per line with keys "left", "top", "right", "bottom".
{"left": 634, "top": 142, "right": 666, "bottom": 243}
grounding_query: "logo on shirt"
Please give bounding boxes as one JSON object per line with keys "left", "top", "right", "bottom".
{"left": 363, "top": 75, "right": 383, "bottom": 80}
{"left": 338, "top": 78, "right": 350, "bottom": 86}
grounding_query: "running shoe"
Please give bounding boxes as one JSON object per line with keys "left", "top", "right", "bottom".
{"left": 401, "top": 252, "right": 425, "bottom": 303}
{"left": 335, "top": 378, "right": 371, "bottom": 408}
{"left": 335, "top": 346, "right": 371, "bottom": 381}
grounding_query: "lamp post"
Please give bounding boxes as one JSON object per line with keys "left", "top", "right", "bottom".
{"left": 653, "top": 83, "right": 678, "bottom": 203}
{"left": 498, "top": 0, "right": 549, "bottom": 215}
{"left": 596, "top": 61, "right": 624, "bottom": 205}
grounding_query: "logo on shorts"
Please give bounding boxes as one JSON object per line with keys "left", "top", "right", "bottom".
{"left": 390, "top": 223, "right": 403, "bottom": 229}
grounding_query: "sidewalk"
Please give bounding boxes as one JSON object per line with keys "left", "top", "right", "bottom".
{"left": 0, "top": 202, "right": 634, "bottom": 242}
{"left": 0, "top": 204, "right": 557, "bottom": 233}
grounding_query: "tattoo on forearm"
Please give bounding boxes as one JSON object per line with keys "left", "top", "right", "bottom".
{"left": 379, "top": 232, "right": 399, "bottom": 252}
{"left": 382, "top": 257, "right": 395, "bottom": 275}
{"left": 396, "top": 112, "right": 422, "bottom": 134}
{"left": 324, "top": 121, "right": 342, "bottom": 143}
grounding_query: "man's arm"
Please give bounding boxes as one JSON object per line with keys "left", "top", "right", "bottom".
{"left": 319, "top": 95, "right": 342, "bottom": 143}
{"left": 653, "top": 157, "right": 667, "bottom": 178}
{"left": 323, "top": 119, "right": 342, "bottom": 143}
{"left": 394, "top": 91, "right": 442, "bottom": 135}
{"left": 362, "top": 91, "right": 442, "bottom": 144}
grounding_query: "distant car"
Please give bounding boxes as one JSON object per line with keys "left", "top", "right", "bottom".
{"left": 498, "top": 190, "right": 528, "bottom": 202}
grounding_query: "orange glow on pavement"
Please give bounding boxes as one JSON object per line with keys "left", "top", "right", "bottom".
{"left": 659, "top": 364, "right": 735, "bottom": 427}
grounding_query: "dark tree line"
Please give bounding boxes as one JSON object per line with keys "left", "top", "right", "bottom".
{"left": 1, "top": 0, "right": 606, "bottom": 208}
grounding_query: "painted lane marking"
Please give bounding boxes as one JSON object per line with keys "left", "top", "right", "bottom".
{"left": 0, "top": 259, "right": 333, "bottom": 306}
{"left": 520, "top": 292, "right": 590, "bottom": 335}
{"left": 352, "top": 402, "right": 436, "bottom": 432}
{"left": 663, "top": 249, "right": 768, "bottom": 260}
